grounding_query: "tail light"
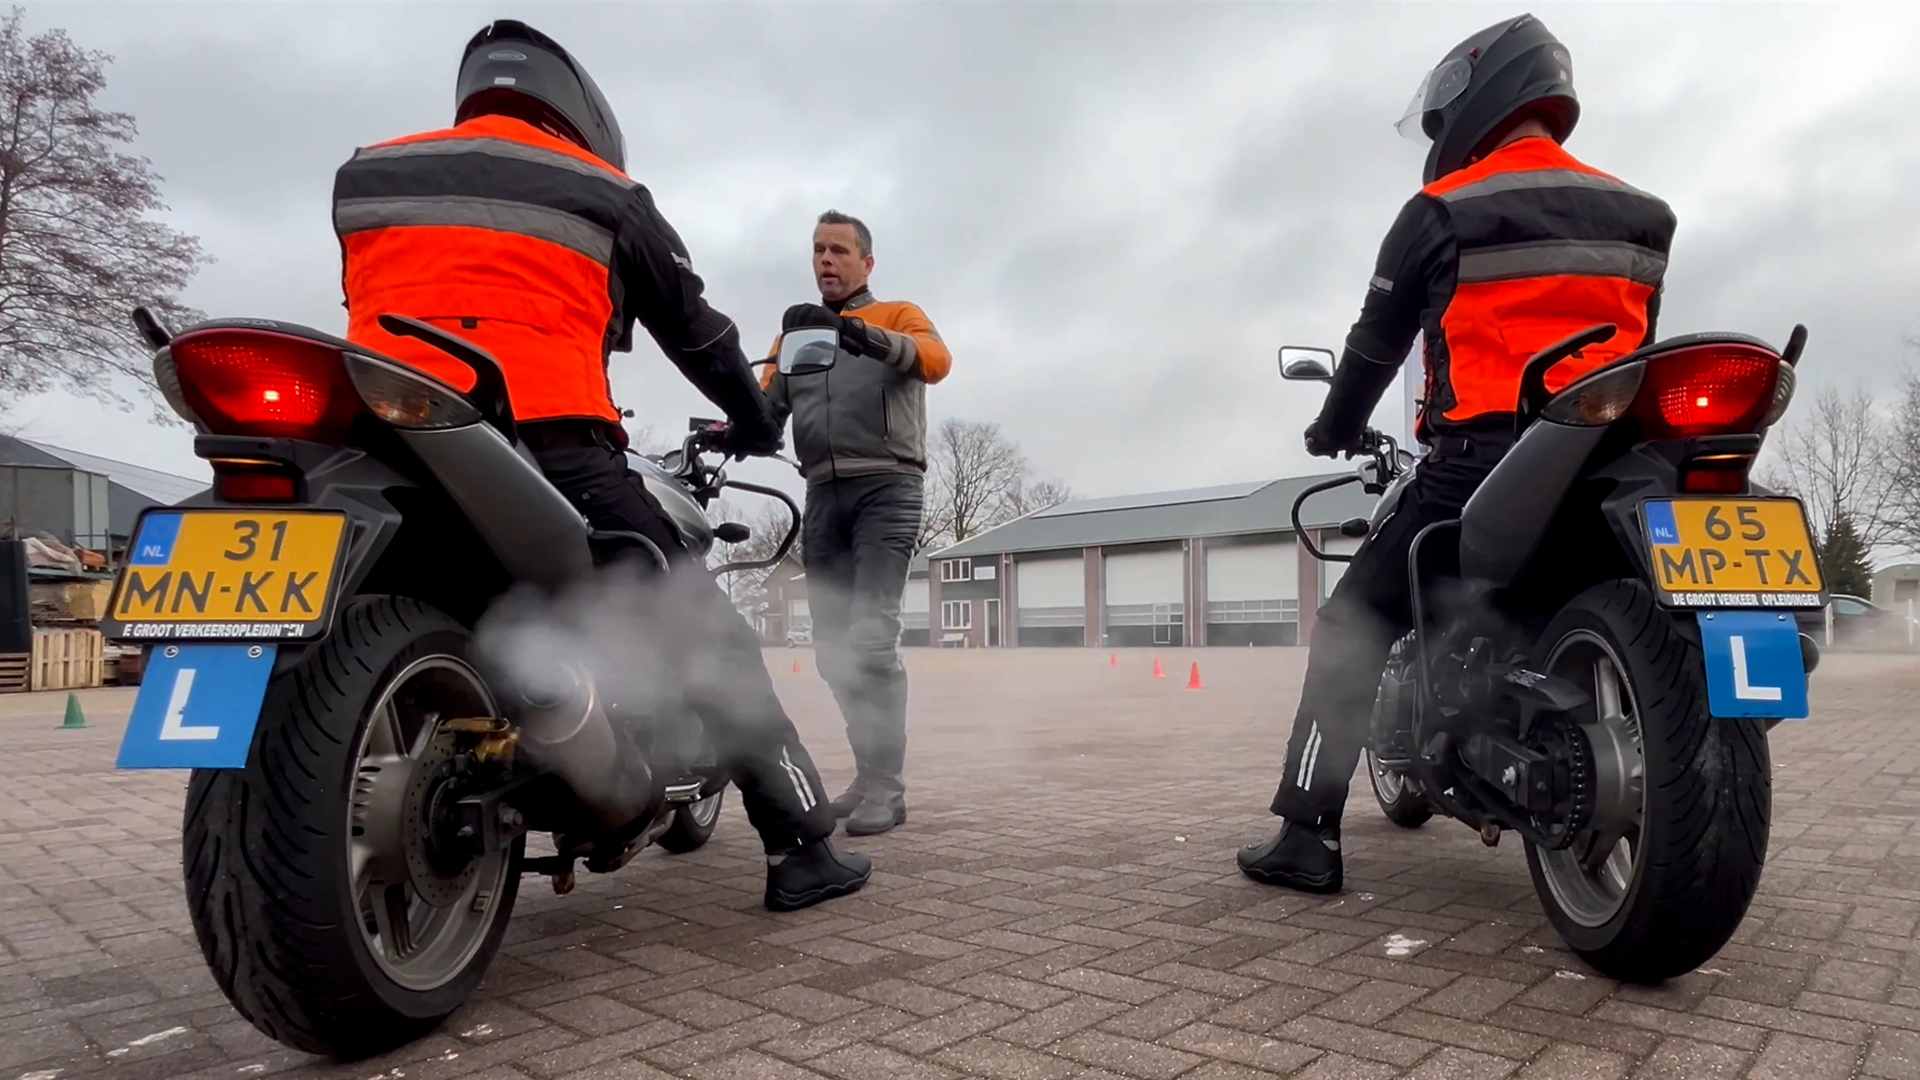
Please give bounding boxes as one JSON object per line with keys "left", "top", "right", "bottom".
{"left": 165, "top": 328, "right": 364, "bottom": 441}
{"left": 1632, "top": 344, "right": 1784, "bottom": 439}
{"left": 1538, "top": 342, "right": 1793, "bottom": 440}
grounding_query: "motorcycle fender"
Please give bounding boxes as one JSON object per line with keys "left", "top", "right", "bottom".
{"left": 1459, "top": 420, "right": 1608, "bottom": 589}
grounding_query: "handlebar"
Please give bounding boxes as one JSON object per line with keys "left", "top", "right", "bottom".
{"left": 1289, "top": 425, "right": 1407, "bottom": 564}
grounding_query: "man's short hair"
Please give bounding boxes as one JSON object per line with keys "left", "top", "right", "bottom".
{"left": 817, "top": 210, "right": 872, "bottom": 257}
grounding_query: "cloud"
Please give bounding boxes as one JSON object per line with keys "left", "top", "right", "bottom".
{"left": 13, "top": 0, "right": 1920, "bottom": 499}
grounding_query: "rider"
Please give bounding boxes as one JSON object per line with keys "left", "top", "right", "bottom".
{"left": 1237, "top": 14, "right": 1677, "bottom": 893}
{"left": 332, "top": 20, "right": 871, "bottom": 912}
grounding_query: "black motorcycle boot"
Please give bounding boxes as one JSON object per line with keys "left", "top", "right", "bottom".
{"left": 829, "top": 781, "right": 866, "bottom": 819}
{"left": 1237, "top": 819, "right": 1343, "bottom": 894}
{"left": 845, "top": 792, "right": 906, "bottom": 837}
{"left": 765, "top": 839, "right": 873, "bottom": 912}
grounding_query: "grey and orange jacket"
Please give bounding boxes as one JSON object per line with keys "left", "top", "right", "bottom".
{"left": 1318, "top": 136, "right": 1677, "bottom": 446}
{"left": 761, "top": 289, "right": 951, "bottom": 485}
{"left": 332, "top": 114, "right": 776, "bottom": 440}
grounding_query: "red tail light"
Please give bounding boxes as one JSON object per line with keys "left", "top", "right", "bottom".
{"left": 168, "top": 328, "right": 364, "bottom": 441}
{"left": 1631, "top": 344, "right": 1781, "bottom": 439}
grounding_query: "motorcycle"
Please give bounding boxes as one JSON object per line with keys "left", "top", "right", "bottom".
{"left": 103, "top": 308, "right": 807, "bottom": 1058}
{"left": 1281, "top": 322, "right": 1821, "bottom": 982}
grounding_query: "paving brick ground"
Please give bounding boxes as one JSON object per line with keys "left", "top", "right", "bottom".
{"left": 4, "top": 646, "right": 1920, "bottom": 1080}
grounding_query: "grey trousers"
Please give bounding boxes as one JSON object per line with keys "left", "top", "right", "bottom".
{"left": 804, "top": 472, "right": 924, "bottom": 802}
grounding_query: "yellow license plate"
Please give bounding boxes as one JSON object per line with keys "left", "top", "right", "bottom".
{"left": 1643, "top": 498, "right": 1824, "bottom": 608}
{"left": 103, "top": 510, "right": 349, "bottom": 641}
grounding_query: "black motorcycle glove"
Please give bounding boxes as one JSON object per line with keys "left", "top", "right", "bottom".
{"left": 719, "top": 421, "right": 783, "bottom": 459}
{"left": 1303, "top": 418, "right": 1354, "bottom": 459}
{"left": 782, "top": 303, "right": 876, "bottom": 358}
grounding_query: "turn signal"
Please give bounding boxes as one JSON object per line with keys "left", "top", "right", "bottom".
{"left": 1541, "top": 360, "right": 1646, "bottom": 426}
{"left": 343, "top": 353, "right": 482, "bottom": 430}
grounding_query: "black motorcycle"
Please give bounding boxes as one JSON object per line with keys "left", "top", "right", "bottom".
{"left": 103, "top": 309, "right": 800, "bottom": 1057}
{"left": 1282, "top": 323, "right": 1821, "bottom": 982}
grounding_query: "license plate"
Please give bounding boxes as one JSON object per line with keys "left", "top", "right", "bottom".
{"left": 1696, "top": 612, "right": 1808, "bottom": 720}
{"left": 1642, "top": 498, "right": 1824, "bottom": 608}
{"left": 101, "top": 509, "right": 349, "bottom": 642}
{"left": 116, "top": 644, "right": 277, "bottom": 769}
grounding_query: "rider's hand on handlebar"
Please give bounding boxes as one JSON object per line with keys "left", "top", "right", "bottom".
{"left": 717, "top": 422, "right": 783, "bottom": 460}
{"left": 1304, "top": 419, "right": 1352, "bottom": 459}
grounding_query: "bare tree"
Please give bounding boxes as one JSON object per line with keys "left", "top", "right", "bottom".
{"left": 0, "top": 8, "right": 208, "bottom": 415}
{"left": 1760, "top": 384, "right": 1897, "bottom": 552}
{"left": 921, "top": 418, "right": 1073, "bottom": 551}
{"left": 1886, "top": 364, "right": 1920, "bottom": 555}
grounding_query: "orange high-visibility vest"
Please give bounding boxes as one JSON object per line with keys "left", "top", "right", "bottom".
{"left": 1419, "top": 138, "right": 1675, "bottom": 427}
{"left": 333, "top": 115, "right": 633, "bottom": 423}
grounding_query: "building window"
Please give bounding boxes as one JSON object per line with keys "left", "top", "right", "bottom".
{"left": 941, "top": 600, "right": 973, "bottom": 629}
{"left": 941, "top": 558, "right": 973, "bottom": 582}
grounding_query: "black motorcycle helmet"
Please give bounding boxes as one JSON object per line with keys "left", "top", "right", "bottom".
{"left": 455, "top": 20, "right": 627, "bottom": 171}
{"left": 1397, "top": 14, "right": 1578, "bottom": 184}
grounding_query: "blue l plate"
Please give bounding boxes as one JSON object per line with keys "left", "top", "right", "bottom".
{"left": 1696, "top": 611, "right": 1808, "bottom": 720}
{"left": 116, "top": 644, "right": 277, "bottom": 769}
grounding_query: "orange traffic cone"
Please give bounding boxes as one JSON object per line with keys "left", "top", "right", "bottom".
{"left": 1152, "top": 658, "right": 1165, "bottom": 679}
{"left": 1187, "top": 662, "right": 1204, "bottom": 690}
{"left": 792, "top": 659, "right": 802, "bottom": 674}
{"left": 1109, "top": 653, "right": 1118, "bottom": 668}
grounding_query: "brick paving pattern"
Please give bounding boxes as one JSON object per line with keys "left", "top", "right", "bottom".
{"left": 4, "top": 647, "right": 1919, "bottom": 1080}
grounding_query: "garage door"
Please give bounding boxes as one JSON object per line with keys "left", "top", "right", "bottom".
{"left": 901, "top": 578, "right": 929, "bottom": 643}
{"left": 1104, "top": 549, "right": 1184, "bottom": 647}
{"left": 1206, "top": 541, "right": 1299, "bottom": 646}
{"left": 1017, "top": 556, "right": 1084, "bottom": 646}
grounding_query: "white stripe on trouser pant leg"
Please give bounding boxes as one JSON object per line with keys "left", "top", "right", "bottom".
{"left": 1296, "top": 722, "right": 1321, "bottom": 792}
{"left": 779, "top": 747, "right": 816, "bottom": 812}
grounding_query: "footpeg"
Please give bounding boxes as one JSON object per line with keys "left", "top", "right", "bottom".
{"left": 664, "top": 781, "right": 705, "bottom": 804}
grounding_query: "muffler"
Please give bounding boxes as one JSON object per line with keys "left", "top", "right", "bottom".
{"left": 511, "top": 661, "right": 652, "bottom": 829}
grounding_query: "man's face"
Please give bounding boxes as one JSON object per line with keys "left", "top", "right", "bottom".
{"left": 813, "top": 223, "right": 873, "bottom": 303}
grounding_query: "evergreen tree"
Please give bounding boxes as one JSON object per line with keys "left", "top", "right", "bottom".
{"left": 1817, "top": 513, "right": 1874, "bottom": 598}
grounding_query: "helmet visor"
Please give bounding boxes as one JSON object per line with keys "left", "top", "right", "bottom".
{"left": 1394, "top": 56, "right": 1473, "bottom": 140}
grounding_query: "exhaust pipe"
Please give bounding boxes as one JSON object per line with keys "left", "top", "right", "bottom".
{"left": 512, "top": 662, "right": 652, "bottom": 829}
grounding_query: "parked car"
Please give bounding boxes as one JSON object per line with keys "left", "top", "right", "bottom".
{"left": 1795, "top": 594, "right": 1918, "bottom": 649}
{"left": 786, "top": 625, "right": 813, "bottom": 647}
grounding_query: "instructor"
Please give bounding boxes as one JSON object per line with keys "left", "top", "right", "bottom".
{"left": 764, "top": 211, "right": 951, "bottom": 836}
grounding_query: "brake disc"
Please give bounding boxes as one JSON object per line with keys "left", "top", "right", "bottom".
{"left": 400, "top": 735, "right": 480, "bottom": 908}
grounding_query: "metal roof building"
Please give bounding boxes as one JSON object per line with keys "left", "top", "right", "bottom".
{"left": 918, "top": 473, "right": 1379, "bottom": 649}
{"left": 1, "top": 435, "right": 206, "bottom": 552}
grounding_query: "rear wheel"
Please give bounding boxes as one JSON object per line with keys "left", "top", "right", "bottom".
{"left": 657, "top": 789, "right": 725, "bottom": 854}
{"left": 1525, "top": 580, "right": 1770, "bottom": 983}
{"left": 1366, "top": 749, "right": 1432, "bottom": 828}
{"left": 183, "top": 597, "right": 521, "bottom": 1059}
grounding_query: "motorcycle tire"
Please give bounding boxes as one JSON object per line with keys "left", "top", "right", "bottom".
{"left": 182, "top": 596, "right": 522, "bottom": 1059}
{"left": 657, "top": 789, "right": 726, "bottom": 854}
{"left": 1365, "top": 749, "right": 1433, "bottom": 828}
{"left": 1525, "top": 579, "right": 1770, "bottom": 984}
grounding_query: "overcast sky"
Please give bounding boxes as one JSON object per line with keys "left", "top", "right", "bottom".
{"left": 8, "top": 1, "right": 1920, "bottom": 503}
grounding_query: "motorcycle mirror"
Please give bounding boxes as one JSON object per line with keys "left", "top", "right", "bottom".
{"left": 1339, "top": 517, "right": 1372, "bottom": 538}
{"left": 1279, "top": 346, "right": 1336, "bottom": 381}
{"left": 778, "top": 327, "right": 840, "bottom": 376}
{"left": 714, "top": 522, "right": 751, "bottom": 544}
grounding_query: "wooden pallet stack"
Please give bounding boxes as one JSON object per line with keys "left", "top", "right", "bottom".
{"left": 31, "top": 627, "right": 104, "bottom": 692}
